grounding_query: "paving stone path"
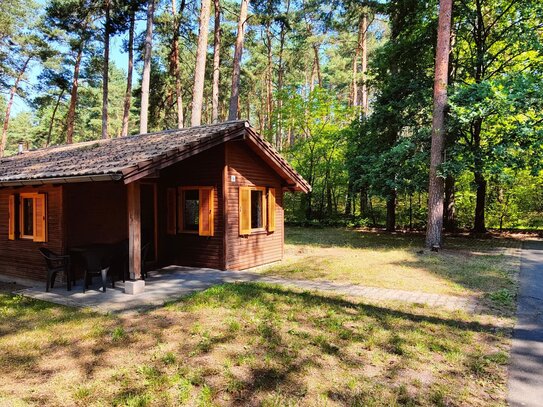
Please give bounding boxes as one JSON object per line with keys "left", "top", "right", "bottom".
{"left": 228, "top": 273, "right": 479, "bottom": 312}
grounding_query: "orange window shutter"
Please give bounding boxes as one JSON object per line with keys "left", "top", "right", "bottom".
{"left": 199, "top": 187, "right": 214, "bottom": 236}
{"left": 239, "top": 187, "right": 251, "bottom": 235}
{"left": 166, "top": 188, "right": 177, "bottom": 235}
{"left": 8, "top": 194, "right": 15, "bottom": 240}
{"left": 33, "top": 194, "right": 47, "bottom": 243}
{"left": 268, "top": 188, "right": 276, "bottom": 232}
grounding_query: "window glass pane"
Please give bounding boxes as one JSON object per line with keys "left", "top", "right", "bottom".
{"left": 251, "top": 190, "right": 263, "bottom": 229}
{"left": 183, "top": 189, "right": 199, "bottom": 231}
{"left": 23, "top": 198, "right": 33, "bottom": 236}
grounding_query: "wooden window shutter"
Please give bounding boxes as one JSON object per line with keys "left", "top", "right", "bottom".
{"left": 199, "top": 187, "right": 214, "bottom": 236}
{"left": 8, "top": 194, "right": 15, "bottom": 240}
{"left": 33, "top": 194, "right": 47, "bottom": 242}
{"left": 166, "top": 188, "right": 177, "bottom": 235}
{"left": 239, "top": 187, "right": 251, "bottom": 235}
{"left": 267, "top": 188, "right": 276, "bottom": 232}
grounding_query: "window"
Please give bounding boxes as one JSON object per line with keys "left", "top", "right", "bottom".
{"left": 166, "top": 187, "right": 214, "bottom": 236}
{"left": 250, "top": 189, "right": 264, "bottom": 229}
{"left": 182, "top": 189, "right": 199, "bottom": 231}
{"left": 239, "top": 186, "right": 276, "bottom": 235}
{"left": 8, "top": 193, "right": 47, "bottom": 242}
{"left": 21, "top": 197, "right": 34, "bottom": 237}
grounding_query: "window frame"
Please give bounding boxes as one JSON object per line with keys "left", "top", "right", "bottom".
{"left": 14, "top": 192, "right": 47, "bottom": 242}
{"left": 167, "top": 186, "right": 215, "bottom": 237}
{"left": 19, "top": 193, "right": 36, "bottom": 240}
{"left": 178, "top": 186, "right": 201, "bottom": 234}
{"left": 239, "top": 186, "right": 270, "bottom": 235}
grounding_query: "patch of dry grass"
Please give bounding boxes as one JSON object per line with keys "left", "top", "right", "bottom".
{"left": 260, "top": 227, "right": 521, "bottom": 305}
{"left": 0, "top": 283, "right": 513, "bottom": 406}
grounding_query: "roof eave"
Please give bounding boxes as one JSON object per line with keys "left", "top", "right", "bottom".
{"left": 0, "top": 173, "right": 123, "bottom": 187}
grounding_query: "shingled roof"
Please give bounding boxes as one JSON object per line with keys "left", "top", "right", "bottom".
{"left": 0, "top": 121, "right": 310, "bottom": 192}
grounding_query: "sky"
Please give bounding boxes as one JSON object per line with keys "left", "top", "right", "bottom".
{"left": 10, "top": 13, "right": 141, "bottom": 117}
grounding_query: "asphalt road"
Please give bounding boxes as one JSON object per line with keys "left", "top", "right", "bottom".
{"left": 508, "top": 240, "right": 543, "bottom": 407}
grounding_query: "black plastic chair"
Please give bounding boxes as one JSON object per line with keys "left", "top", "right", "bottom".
{"left": 38, "top": 248, "right": 71, "bottom": 292}
{"left": 80, "top": 246, "right": 113, "bottom": 293}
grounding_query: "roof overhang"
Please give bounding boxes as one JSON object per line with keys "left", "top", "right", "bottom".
{"left": 244, "top": 128, "right": 311, "bottom": 193}
{"left": 0, "top": 173, "right": 123, "bottom": 187}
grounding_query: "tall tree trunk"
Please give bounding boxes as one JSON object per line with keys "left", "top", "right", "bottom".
{"left": 425, "top": 0, "right": 452, "bottom": 249}
{"left": 46, "top": 90, "right": 65, "bottom": 147}
{"left": 101, "top": 0, "right": 111, "bottom": 140}
{"left": 211, "top": 0, "right": 221, "bottom": 123}
{"left": 312, "top": 44, "right": 322, "bottom": 87}
{"left": 360, "top": 12, "right": 368, "bottom": 115}
{"left": 345, "top": 180, "right": 353, "bottom": 215}
{"left": 140, "top": 0, "right": 155, "bottom": 134}
{"left": 0, "top": 56, "right": 31, "bottom": 157}
{"left": 265, "top": 21, "right": 273, "bottom": 134}
{"left": 275, "top": 2, "right": 288, "bottom": 150}
{"left": 386, "top": 191, "right": 396, "bottom": 232}
{"left": 228, "top": 0, "right": 249, "bottom": 121}
{"left": 66, "top": 45, "right": 84, "bottom": 144}
{"left": 360, "top": 188, "right": 368, "bottom": 217}
{"left": 191, "top": 0, "right": 211, "bottom": 126}
{"left": 170, "top": 0, "right": 185, "bottom": 128}
{"left": 443, "top": 175, "right": 456, "bottom": 232}
{"left": 121, "top": 9, "right": 135, "bottom": 137}
{"left": 351, "top": 15, "right": 364, "bottom": 106}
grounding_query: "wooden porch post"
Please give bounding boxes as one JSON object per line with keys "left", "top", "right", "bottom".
{"left": 128, "top": 181, "right": 141, "bottom": 280}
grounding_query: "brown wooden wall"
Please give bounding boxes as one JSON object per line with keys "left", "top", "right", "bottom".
{"left": 158, "top": 144, "right": 225, "bottom": 270}
{"left": 0, "top": 185, "right": 64, "bottom": 281}
{"left": 225, "top": 141, "right": 284, "bottom": 270}
{"left": 64, "top": 181, "right": 127, "bottom": 248}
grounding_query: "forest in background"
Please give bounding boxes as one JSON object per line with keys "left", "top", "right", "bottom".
{"left": 1, "top": 0, "right": 542, "bottom": 232}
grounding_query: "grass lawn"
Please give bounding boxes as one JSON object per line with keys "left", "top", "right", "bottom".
{"left": 0, "top": 227, "right": 520, "bottom": 406}
{"left": 261, "top": 227, "right": 521, "bottom": 304}
{"left": 1, "top": 284, "right": 511, "bottom": 406}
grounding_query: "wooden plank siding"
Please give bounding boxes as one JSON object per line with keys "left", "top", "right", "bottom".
{"left": 64, "top": 181, "right": 128, "bottom": 248}
{"left": 0, "top": 185, "right": 64, "bottom": 281}
{"left": 225, "top": 141, "right": 285, "bottom": 270}
{"left": 158, "top": 144, "right": 225, "bottom": 270}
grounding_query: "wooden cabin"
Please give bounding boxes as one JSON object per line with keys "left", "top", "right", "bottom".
{"left": 0, "top": 121, "right": 310, "bottom": 287}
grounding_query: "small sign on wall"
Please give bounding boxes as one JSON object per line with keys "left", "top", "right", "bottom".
{"left": 230, "top": 175, "right": 236, "bottom": 183}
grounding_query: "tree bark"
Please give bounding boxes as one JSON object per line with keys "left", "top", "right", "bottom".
{"left": 211, "top": 0, "right": 221, "bottom": 123}
{"left": 351, "top": 15, "right": 363, "bottom": 106}
{"left": 425, "top": 0, "right": 452, "bottom": 249}
{"left": 312, "top": 44, "right": 322, "bottom": 87}
{"left": 265, "top": 21, "right": 273, "bottom": 134}
{"left": 228, "top": 0, "right": 249, "bottom": 121}
{"left": 170, "top": 0, "right": 185, "bottom": 128}
{"left": 443, "top": 174, "right": 456, "bottom": 232}
{"left": 191, "top": 0, "right": 211, "bottom": 126}
{"left": 66, "top": 45, "right": 84, "bottom": 144}
{"left": 121, "top": 9, "right": 135, "bottom": 137}
{"left": 360, "top": 12, "right": 368, "bottom": 115}
{"left": 473, "top": 171, "right": 487, "bottom": 233}
{"left": 140, "top": 0, "right": 155, "bottom": 134}
{"left": 275, "top": 2, "right": 288, "bottom": 150}
{"left": 386, "top": 191, "right": 396, "bottom": 232}
{"left": 46, "top": 90, "right": 64, "bottom": 147}
{"left": 101, "top": 0, "right": 111, "bottom": 140}
{"left": 0, "top": 56, "right": 31, "bottom": 157}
